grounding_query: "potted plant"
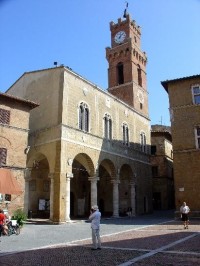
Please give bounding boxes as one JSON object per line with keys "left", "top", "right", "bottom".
{"left": 12, "top": 209, "right": 27, "bottom": 227}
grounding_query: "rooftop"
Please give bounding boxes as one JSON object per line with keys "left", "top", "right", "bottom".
{"left": 161, "top": 74, "right": 200, "bottom": 92}
{"left": 0, "top": 92, "right": 39, "bottom": 109}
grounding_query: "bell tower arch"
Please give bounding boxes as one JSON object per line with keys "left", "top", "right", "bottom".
{"left": 106, "top": 13, "right": 149, "bottom": 117}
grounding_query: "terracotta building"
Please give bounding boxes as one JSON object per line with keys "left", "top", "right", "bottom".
{"left": 162, "top": 75, "right": 200, "bottom": 217}
{"left": 6, "top": 13, "right": 152, "bottom": 223}
{"left": 0, "top": 92, "right": 38, "bottom": 214}
{"left": 150, "top": 125, "right": 174, "bottom": 210}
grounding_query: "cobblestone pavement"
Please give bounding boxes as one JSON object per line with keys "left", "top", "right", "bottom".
{"left": 0, "top": 212, "right": 200, "bottom": 265}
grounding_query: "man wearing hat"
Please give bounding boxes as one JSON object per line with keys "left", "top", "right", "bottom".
{"left": 89, "top": 205, "right": 101, "bottom": 250}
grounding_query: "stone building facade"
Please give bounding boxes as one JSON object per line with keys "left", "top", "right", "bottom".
{"left": 150, "top": 125, "right": 174, "bottom": 210}
{"left": 162, "top": 75, "right": 200, "bottom": 217}
{"left": 0, "top": 92, "right": 38, "bottom": 214}
{"left": 6, "top": 13, "right": 152, "bottom": 223}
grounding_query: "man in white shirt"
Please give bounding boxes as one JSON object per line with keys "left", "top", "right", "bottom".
{"left": 89, "top": 205, "right": 101, "bottom": 250}
{"left": 180, "top": 202, "right": 190, "bottom": 229}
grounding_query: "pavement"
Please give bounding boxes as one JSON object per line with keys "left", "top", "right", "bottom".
{"left": 0, "top": 210, "right": 200, "bottom": 265}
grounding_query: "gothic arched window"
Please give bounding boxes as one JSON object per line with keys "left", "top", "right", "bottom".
{"left": 117, "top": 62, "right": 124, "bottom": 85}
{"left": 79, "top": 102, "right": 89, "bottom": 132}
{"left": 123, "top": 123, "right": 129, "bottom": 146}
{"left": 140, "top": 131, "right": 146, "bottom": 153}
{"left": 104, "top": 114, "right": 112, "bottom": 140}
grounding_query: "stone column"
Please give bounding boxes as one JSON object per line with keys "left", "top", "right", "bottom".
{"left": 130, "top": 181, "right": 136, "bottom": 216}
{"left": 48, "top": 173, "right": 54, "bottom": 221}
{"left": 66, "top": 173, "right": 73, "bottom": 222}
{"left": 24, "top": 168, "right": 31, "bottom": 215}
{"left": 89, "top": 177, "right": 99, "bottom": 207}
{"left": 112, "top": 179, "right": 120, "bottom": 217}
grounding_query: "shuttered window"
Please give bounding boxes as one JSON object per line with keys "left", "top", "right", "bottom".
{"left": 0, "top": 108, "right": 10, "bottom": 125}
{"left": 0, "top": 148, "right": 7, "bottom": 166}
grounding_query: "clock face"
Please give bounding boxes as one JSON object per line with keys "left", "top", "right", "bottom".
{"left": 114, "top": 31, "right": 126, "bottom": 44}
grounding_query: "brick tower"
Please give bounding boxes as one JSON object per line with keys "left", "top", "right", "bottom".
{"left": 106, "top": 14, "right": 149, "bottom": 117}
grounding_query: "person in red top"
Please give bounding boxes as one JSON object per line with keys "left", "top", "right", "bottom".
{"left": 0, "top": 208, "right": 6, "bottom": 236}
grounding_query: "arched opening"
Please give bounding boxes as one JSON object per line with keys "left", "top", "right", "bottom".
{"left": 70, "top": 153, "right": 94, "bottom": 218}
{"left": 118, "top": 164, "right": 134, "bottom": 216}
{"left": 28, "top": 155, "right": 50, "bottom": 218}
{"left": 98, "top": 159, "right": 115, "bottom": 217}
{"left": 117, "top": 62, "right": 124, "bottom": 85}
{"left": 137, "top": 65, "right": 142, "bottom": 87}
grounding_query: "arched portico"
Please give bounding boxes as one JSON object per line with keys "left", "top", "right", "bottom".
{"left": 26, "top": 153, "right": 50, "bottom": 218}
{"left": 118, "top": 164, "right": 136, "bottom": 216}
{"left": 70, "top": 153, "right": 95, "bottom": 218}
{"left": 98, "top": 159, "right": 118, "bottom": 217}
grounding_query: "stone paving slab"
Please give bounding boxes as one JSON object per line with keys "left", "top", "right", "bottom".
{"left": 141, "top": 219, "right": 200, "bottom": 232}
{"left": 77, "top": 225, "right": 195, "bottom": 250}
{"left": 0, "top": 246, "right": 146, "bottom": 266}
{"left": 166, "top": 234, "right": 200, "bottom": 253}
{"left": 133, "top": 252, "right": 200, "bottom": 266}
{"left": 0, "top": 216, "right": 199, "bottom": 265}
{"left": 78, "top": 230, "right": 190, "bottom": 250}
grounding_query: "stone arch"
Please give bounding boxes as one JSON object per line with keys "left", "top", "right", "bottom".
{"left": 73, "top": 153, "right": 95, "bottom": 176}
{"left": 98, "top": 158, "right": 116, "bottom": 216}
{"left": 26, "top": 152, "right": 50, "bottom": 218}
{"left": 99, "top": 158, "right": 116, "bottom": 179}
{"left": 70, "top": 153, "right": 95, "bottom": 218}
{"left": 119, "top": 164, "right": 135, "bottom": 216}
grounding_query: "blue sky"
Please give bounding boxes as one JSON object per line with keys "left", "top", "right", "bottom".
{"left": 1, "top": 0, "right": 200, "bottom": 126}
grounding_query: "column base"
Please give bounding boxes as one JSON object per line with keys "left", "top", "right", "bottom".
{"left": 112, "top": 214, "right": 119, "bottom": 218}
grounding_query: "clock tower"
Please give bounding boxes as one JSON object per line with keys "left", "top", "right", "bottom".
{"left": 106, "top": 14, "right": 149, "bottom": 117}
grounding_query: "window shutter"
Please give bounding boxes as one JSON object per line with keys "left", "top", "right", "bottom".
{"left": 0, "top": 108, "right": 10, "bottom": 125}
{"left": 0, "top": 148, "right": 7, "bottom": 166}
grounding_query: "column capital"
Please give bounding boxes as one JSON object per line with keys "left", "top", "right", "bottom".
{"left": 88, "top": 176, "right": 99, "bottom": 182}
{"left": 48, "top": 173, "right": 54, "bottom": 179}
{"left": 66, "top": 173, "right": 73, "bottom": 179}
{"left": 130, "top": 181, "right": 135, "bottom": 186}
{"left": 111, "top": 179, "right": 120, "bottom": 185}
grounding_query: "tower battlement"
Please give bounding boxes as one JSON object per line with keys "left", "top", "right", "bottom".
{"left": 110, "top": 14, "right": 141, "bottom": 36}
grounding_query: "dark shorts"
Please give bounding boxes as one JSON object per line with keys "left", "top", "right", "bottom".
{"left": 182, "top": 213, "right": 189, "bottom": 221}
{"left": 0, "top": 224, "right": 3, "bottom": 235}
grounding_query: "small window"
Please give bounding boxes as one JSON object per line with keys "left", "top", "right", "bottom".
{"left": 123, "top": 123, "right": 129, "bottom": 146}
{"left": 0, "top": 108, "right": 10, "bottom": 125}
{"left": 104, "top": 114, "right": 112, "bottom": 140}
{"left": 192, "top": 85, "right": 200, "bottom": 104}
{"left": 151, "top": 145, "right": 157, "bottom": 155}
{"left": 0, "top": 193, "right": 11, "bottom": 202}
{"left": 0, "top": 148, "right": 7, "bottom": 166}
{"left": 134, "top": 36, "right": 137, "bottom": 43}
{"left": 195, "top": 126, "right": 200, "bottom": 149}
{"left": 5, "top": 194, "right": 11, "bottom": 201}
